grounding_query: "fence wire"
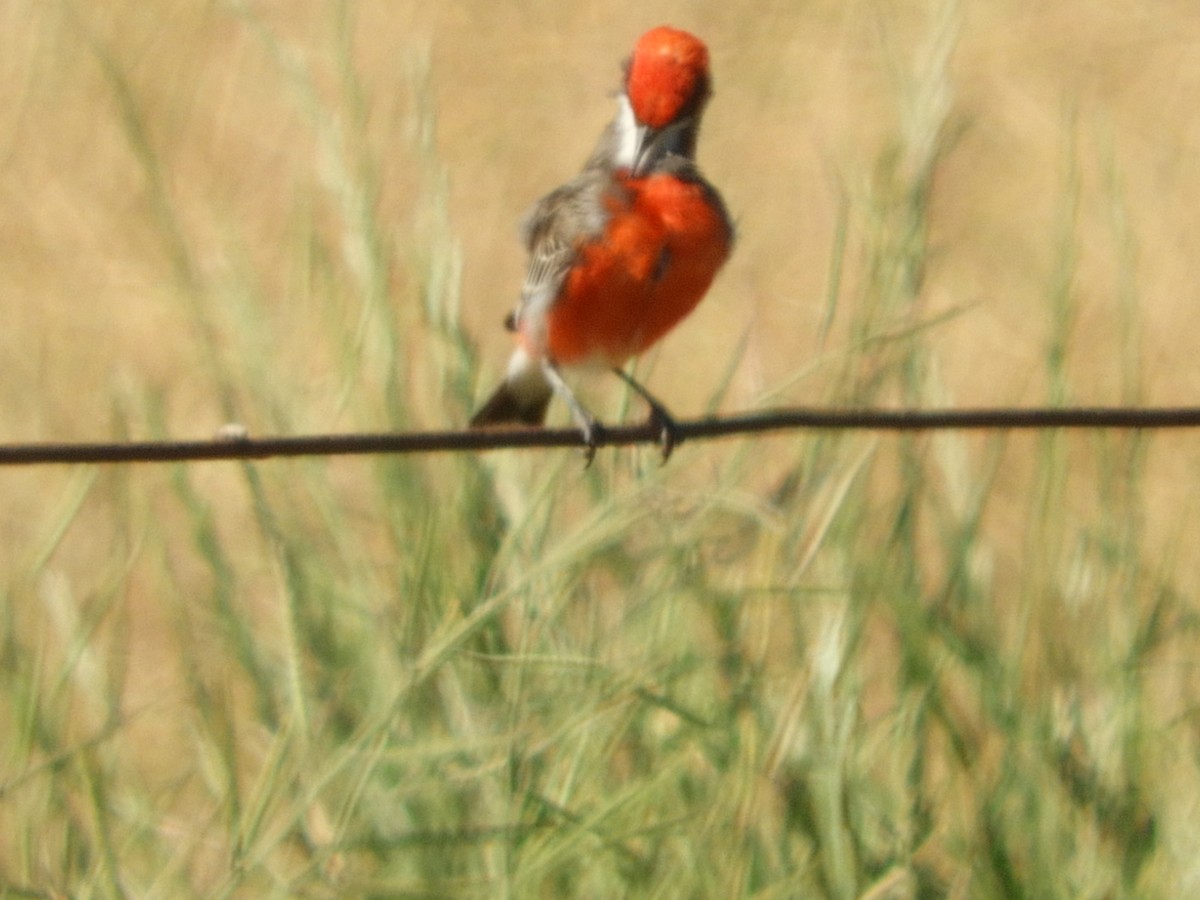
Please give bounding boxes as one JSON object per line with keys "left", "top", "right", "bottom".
{"left": 2, "top": 405, "right": 1199, "bottom": 466}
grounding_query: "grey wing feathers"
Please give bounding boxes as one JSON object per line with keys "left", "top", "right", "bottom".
{"left": 508, "top": 170, "right": 612, "bottom": 335}
{"left": 519, "top": 169, "right": 610, "bottom": 250}
{"left": 510, "top": 239, "right": 573, "bottom": 340}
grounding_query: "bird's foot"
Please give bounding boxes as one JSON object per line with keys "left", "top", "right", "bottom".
{"left": 612, "top": 368, "right": 680, "bottom": 463}
{"left": 644, "top": 401, "right": 679, "bottom": 463}
{"left": 577, "top": 416, "right": 606, "bottom": 468}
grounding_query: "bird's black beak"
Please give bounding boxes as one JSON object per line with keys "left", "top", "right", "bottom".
{"left": 631, "top": 116, "right": 695, "bottom": 177}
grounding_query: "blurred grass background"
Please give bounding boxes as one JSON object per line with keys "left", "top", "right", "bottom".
{"left": 3, "top": 0, "right": 1200, "bottom": 896}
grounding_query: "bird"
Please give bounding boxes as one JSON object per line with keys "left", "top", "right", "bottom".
{"left": 469, "top": 26, "right": 733, "bottom": 463}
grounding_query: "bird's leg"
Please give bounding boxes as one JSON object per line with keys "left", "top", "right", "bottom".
{"left": 542, "top": 360, "right": 604, "bottom": 466}
{"left": 612, "top": 368, "right": 680, "bottom": 461}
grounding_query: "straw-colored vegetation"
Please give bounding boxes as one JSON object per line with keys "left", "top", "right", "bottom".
{"left": 3, "top": 1, "right": 1200, "bottom": 896}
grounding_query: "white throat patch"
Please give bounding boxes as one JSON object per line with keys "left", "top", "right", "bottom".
{"left": 612, "top": 94, "right": 643, "bottom": 170}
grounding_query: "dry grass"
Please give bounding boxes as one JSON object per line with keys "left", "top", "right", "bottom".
{"left": 3, "top": 1, "right": 1200, "bottom": 896}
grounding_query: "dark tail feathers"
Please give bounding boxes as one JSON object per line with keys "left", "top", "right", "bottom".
{"left": 469, "top": 379, "right": 552, "bottom": 428}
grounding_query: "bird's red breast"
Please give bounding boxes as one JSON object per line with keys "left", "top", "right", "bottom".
{"left": 528, "top": 163, "right": 733, "bottom": 368}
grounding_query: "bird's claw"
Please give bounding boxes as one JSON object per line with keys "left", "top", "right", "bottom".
{"left": 579, "top": 419, "right": 604, "bottom": 468}
{"left": 609, "top": 367, "right": 681, "bottom": 463}
{"left": 646, "top": 404, "right": 679, "bottom": 463}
